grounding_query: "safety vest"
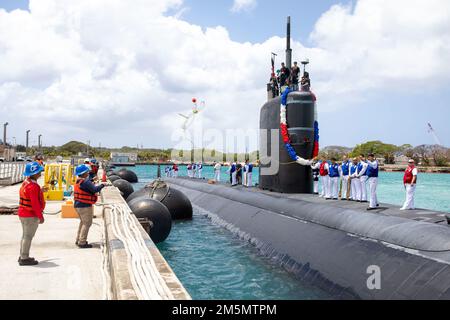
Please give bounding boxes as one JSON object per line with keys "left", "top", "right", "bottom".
{"left": 319, "top": 162, "right": 328, "bottom": 176}
{"left": 367, "top": 161, "right": 379, "bottom": 178}
{"left": 403, "top": 166, "right": 417, "bottom": 184}
{"left": 329, "top": 163, "right": 340, "bottom": 178}
{"left": 19, "top": 179, "right": 45, "bottom": 212}
{"left": 341, "top": 161, "right": 350, "bottom": 176}
{"left": 90, "top": 163, "right": 99, "bottom": 174}
{"left": 74, "top": 179, "right": 98, "bottom": 205}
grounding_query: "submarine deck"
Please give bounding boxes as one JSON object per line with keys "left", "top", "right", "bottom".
{"left": 172, "top": 177, "right": 450, "bottom": 226}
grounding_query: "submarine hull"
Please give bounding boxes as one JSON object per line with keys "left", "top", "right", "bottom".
{"left": 259, "top": 91, "right": 315, "bottom": 194}
{"left": 166, "top": 178, "right": 450, "bottom": 300}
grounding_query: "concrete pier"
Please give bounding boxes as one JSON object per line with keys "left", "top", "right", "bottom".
{"left": 0, "top": 171, "right": 190, "bottom": 300}
{"left": 0, "top": 183, "right": 105, "bottom": 300}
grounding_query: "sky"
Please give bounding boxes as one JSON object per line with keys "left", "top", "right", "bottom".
{"left": 0, "top": 0, "right": 449, "bottom": 151}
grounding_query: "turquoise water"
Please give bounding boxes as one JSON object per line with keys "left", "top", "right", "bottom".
{"left": 125, "top": 165, "right": 450, "bottom": 299}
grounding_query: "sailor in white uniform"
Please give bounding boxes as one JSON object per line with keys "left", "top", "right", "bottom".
{"left": 366, "top": 153, "right": 379, "bottom": 210}
{"left": 214, "top": 162, "right": 221, "bottom": 182}
{"left": 197, "top": 162, "right": 203, "bottom": 179}
{"left": 339, "top": 156, "right": 350, "bottom": 200}
{"left": 229, "top": 162, "right": 237, "bottom": 186}
{"left": 319, "top": 158, "right": 329, "bottom": 198}
{"left": 327, "top": 158, "right": 340, "bottom": 200}
{"left": 245, "top": 160, "right": 253, "bottom": 187}
{"left": 357, "top": 154, "right": 369, "bottom": 202}
{"left": 311, "top": 160, "right": 321, "bottom": 194}
{"left": 349, "top": 157, "right": 360, "bottom": 201}
{"left": 400, "top": 159, "right": 418, "bottom": 210}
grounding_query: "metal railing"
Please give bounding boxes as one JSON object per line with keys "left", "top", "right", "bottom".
{"left": 0, "top": 162, "right": 26, "bottom": 185}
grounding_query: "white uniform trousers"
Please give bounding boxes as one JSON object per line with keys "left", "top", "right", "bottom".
{"left": 173, "top": 171, "right": 178, "bottom": 178}
{"left": 231, "top": 171, "right": 237, "bottom": 186}
{"left": 401, "top": 184, "right": 416, "bottom": 210}
{"left": 247, "top": 172, "right": 252, "bottom": 187}
{"left": 359, "top": 175, "right": 368, "bottom": 201}
{"left": 328, "top": 177, "right": 339, "bottom": 199}
{"left": 341, "top": 175, "right": 349, "bottom": 199}
{"left": 368, "top": 177, "right": 378, "bottom": 208}
{"left": 243, "top": 172, "right": 247, "bottom": 186}
{"left": 198, "top": 169, "right": 202, "bottom": 179}
{"left": 320, "top": 175, "right": 329, "bottom": 198}
{"left": 214, "top": 170, "right": 221, "bottom": 182}
{"left": 351, "top": 177, "right": 361, "bottom": 201}
{"left": 313, "top": 181, "right": 319, "bottom": 194}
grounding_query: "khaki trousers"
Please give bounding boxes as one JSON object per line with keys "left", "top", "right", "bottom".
{"left": 75, "top": 206, "right": 94, "bottom": 245}
{"left": 19, "top": 217, "right": 39, "bottom": 259}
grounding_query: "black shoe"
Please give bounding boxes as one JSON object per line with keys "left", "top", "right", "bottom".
{"left": 366, "top": 207, "right": 376, "bottom": 211}
{"left": 341, "top": 198, "right": 347, "bottom": 201}
{"left": 376, "top": 204, "right": 380, "bottom": 207}
{"left": 18, "top": 257, "right": 36, "bottom": 262}
{"left": 77, "top": 243, "right": 93, "bottom": 249}
{"left": 18, "top": 258, "right": 39, "bottom": 266}
{"left": 333, "top": 198, "right": 338, "bottom": 200}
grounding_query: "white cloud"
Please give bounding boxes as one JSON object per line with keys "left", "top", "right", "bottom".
{"left": 0, "top": 0, "right": 449, "bottom": 149}
{"left": 230, "top": 0, "right": 257, "bottom": 13}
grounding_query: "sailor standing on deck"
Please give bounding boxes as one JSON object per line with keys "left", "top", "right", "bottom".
{"left": 172, "top": 164, "right": 178, "bottom": 178}
{"left": 74, "top": 164, "right": 106, "bottom": 248}
{"left": 400, "top": 159, "right": 418, "bottom": 211}
{"left": 229, "top": 162, "right": 237, "bottom": 186}
{"left": 187, "top": 163, "right": 192, "bottom": 178}
{"left": 214, "top": 162, "right": 221, "bottom": 182}
{"left": 349, "top": 157, "right": 361, "bottom": 201}
{"left": 357, "top": 154, "right": 369, "bottom": 202}
{"left": 340, "top": 156, "right": 350, "bottom": 200}
{"left": 310, "top": 159, "right": 320, "bottom": 194}
{"left": 245, "top": 160, "right": 253, "bottom": 187}
{"left": 192, "top": 163, "right": 197, "bottom": 178}
{"left": 197, "top": 162, "right": 203, "bottom": 179}
{"left": 327, "top": 158, "right": 340, "bottom": 200}
{"left": 319, "top": 157, "right": 329, "bottom": 198}
{"left": 17, "top": 162, "right": 46, "bottom": 266}
{"left": 366, "top": 153, "right": 379, "bottom": 210}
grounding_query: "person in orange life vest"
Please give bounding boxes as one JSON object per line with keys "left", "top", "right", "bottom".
{"left": 74, "top": 164, "right": 106, "bottom": 248}
{"left": 17, "top": 162, "right": 47, "bottom": 266}
{"left": 400, "top": 159, "right": 418, "bottom": 211}
{"left": 319, "top": 157, "right": 330, "bottom": 198}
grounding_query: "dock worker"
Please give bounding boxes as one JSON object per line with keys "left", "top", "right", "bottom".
{"left": 327, "top": 158, "right": 340, "bottom": 200}
{"left": 340, "top": 155, "right": 350, "bottom": 200}
{"left": 74, "top": 164, "right": 106, "bottom": 248}
{"left": 245, "top": 160, "right": 253, "bottom": 187}
{"left": 197, "top": 162, "right": 203, "bottom": 179}
{"left": 214, "top": 162, "right": 221, "bottom": 182}
{"left": 310, "top": 158, "right": 320, "bottom": 194}
{"left": 17, "top": 162, "right": 46, "bottom": 266}
{"left": 357, "top": 154, "right": 369, "bottom": 202}
{"left": 400, "top": 159, "right": 418, "bottom": 211}
{"left": 89, "top": 159, "right": 99, "bottom": 181}
{"left": 319, "top": 157, "right": 329, "bottom": 198}
{"left": 349, "top": 157, "right": 361, "bottom": 201}
{"left": 34, "top": 154, "right": 44, "bottom": 166}
{"left": 366, "top": 153, "right": 379, "bottom": 210}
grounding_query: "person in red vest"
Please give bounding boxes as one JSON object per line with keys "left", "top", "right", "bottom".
{"left": 74, "top": 164, "right": 106, "bottom": 248}
{"left": 17, "top": 162, "right": 47, "bottom": 266}
{"left": 400, "top": 159, "right": 418, "bottom": 210}
{"left": 172, "top": 163, "right": 179, "bottom": 178}
{"left": 319, "top": 157, "right": 329, "bottom": 198}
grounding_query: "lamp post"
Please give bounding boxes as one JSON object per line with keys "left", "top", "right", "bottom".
{"left": 38, "top": 134, "right": 42, "bottom": 153}
{"left": 26, "top": 130, "right": 30, "bottom": 156}
{"left": 3, "top": 122, "right": 8, "bottom": 147}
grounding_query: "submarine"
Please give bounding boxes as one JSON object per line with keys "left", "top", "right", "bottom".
{"left": 163, "top": 17, "right": 450, "bottom": 300}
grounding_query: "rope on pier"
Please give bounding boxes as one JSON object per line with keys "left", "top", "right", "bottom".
{"left": 108, "top": 203, "right": 174, "bottom": 300}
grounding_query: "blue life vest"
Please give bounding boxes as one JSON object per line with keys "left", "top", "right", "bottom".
{"left": 350, "top": 164, "right": 357, "bottom": 175}
{"left": 329, "top": 163, "right": 340, "bottom": 178}
{"left": 248, "top": 164, "right": 253, "bottom": 173}
{"left": 341, "top": 161, "right": 350, "bottom": 176}
{"left": 366, "top": 161, "right": 379, "bottom": 178}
